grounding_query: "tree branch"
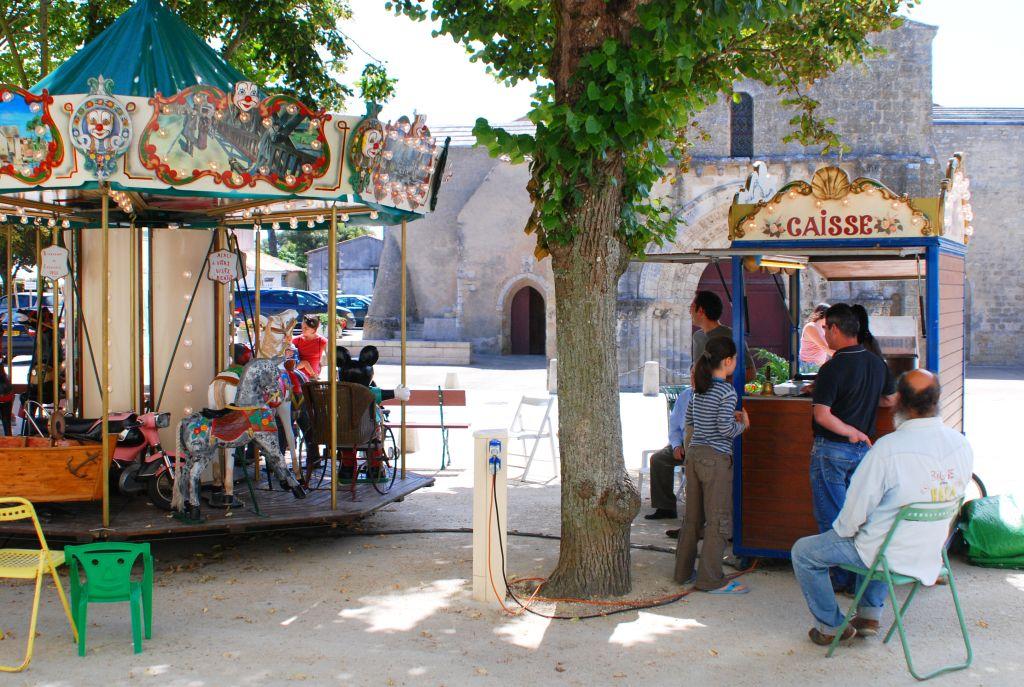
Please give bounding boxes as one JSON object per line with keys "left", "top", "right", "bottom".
{"left": 222, "top": 15, "right": 252, "bottom": 61}
{"left": 0, "top": 3, "right": 30, "bottom": 87}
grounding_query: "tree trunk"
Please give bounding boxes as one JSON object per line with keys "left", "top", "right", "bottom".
{"left": 542, "top": 162, "right": 640, "bottom": 599}
{"left": 39, "top": 0, "right": 50, "bottom": 76}
{"left": 266, "top": 225, "right": 278, "bottom": 256}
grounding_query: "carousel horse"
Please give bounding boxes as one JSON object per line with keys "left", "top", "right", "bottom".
{"left": 172, "top": 357, "right": 306, "bottom": 521}
{"left": 256, "top": 309, "right": 305, "bottom": 479}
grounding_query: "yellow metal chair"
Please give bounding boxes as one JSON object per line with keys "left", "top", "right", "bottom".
{"left": 0, "top": 497, "right": 78, "bottom": 672}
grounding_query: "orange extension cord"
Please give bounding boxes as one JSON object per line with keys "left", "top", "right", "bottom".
{"left": 485, "top": 473, "right": 755, "bottom": 620}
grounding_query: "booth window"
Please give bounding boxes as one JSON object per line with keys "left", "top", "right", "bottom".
{"left": 730, "top": 92, "right": 754, "bottom": 158}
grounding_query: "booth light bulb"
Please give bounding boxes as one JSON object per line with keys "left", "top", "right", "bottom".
{"left": 183, "top": 293, "right": 191, "bottom": 301}
{"left": 184, "top": 384, "right": 193, "bottom": 393}
{"left": 186, "top": 316, "right": 192, "bottom": 324}
{"left": 184, "top": 406, "right": 193, "bottom": 415}
{"left": 183, "top": 361, "right": 193, "bottom": 370}
{"left": 184, "top": 339, "right": 192, "bottom": 347}
{"left": 183, "top": 271, "right": 192, "bottom": 279}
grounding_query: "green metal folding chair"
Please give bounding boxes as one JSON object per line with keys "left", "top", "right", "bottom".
{"left": 826, "top": 499, "right": 972, "bottom": 681}
{"left": 65, "top": 542, "right": 154, "bottom": 656}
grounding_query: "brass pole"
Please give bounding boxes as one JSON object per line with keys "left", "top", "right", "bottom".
{"left": 128, "top": 220, "right": 137, "bottom": 410}
{"left": 51, "top": 222, "right": 59, "bottom": 414}
{"left": 136, "top": 225, "right": 145, "bottom": 410}
{"left": 328, "top": 206, "right": 338, "bottom": 509}
{"left": 5, "top": 227, "right": 12, "bottom": 403}
{"left": 35, "top": 227, "right": 42, "bottom": 405}
{"left": 400, "top": 219, "right": 407, "bottom": 480}
{"left": 146, "top": 227, "right": 155, "bottom": 411}
{"left": 253, "top": 223, "right": 261, "bottom": 355}
{"left": 101, "top": 189, "right": 110, "bottom": 528}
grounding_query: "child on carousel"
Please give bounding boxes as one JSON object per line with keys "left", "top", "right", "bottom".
{"left": 292, "top": 315, "right": 327, "bottom": 380}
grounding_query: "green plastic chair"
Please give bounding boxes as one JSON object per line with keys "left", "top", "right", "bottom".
{"left": 826, "top": 500, "right": 972, "bottom": 681}
{"left": 64, "top": 542, "right": 153, "bottom": 656}
{"left": 662, "top": 384, "right": 689, "bottom": 413}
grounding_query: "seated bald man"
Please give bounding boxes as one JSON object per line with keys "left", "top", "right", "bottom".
{"left": 790, "top": 369, "right": 974, "bottom": 645}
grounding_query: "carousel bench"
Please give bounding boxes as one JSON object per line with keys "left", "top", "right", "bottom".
{"left": 383, "top": 389, "right": 469, "bottom": 469}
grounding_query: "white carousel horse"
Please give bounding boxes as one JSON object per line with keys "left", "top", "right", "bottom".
{"left": 172, "top": 358, "right": 305, "bottom": 521}
{"left": 256, "top": 309, "right": 304, "bottom": 479}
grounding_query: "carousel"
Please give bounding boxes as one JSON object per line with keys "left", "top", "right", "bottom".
{"left": 0, "top": 0, "right": 447, "bottom": 540}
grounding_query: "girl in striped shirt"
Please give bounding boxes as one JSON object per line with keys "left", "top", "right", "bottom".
{"left": 674, "top": 336, "right": 751, "bottom": 594}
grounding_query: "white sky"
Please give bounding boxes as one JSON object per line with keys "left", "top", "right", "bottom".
{"left": 339, "top": 0, "right": 1024, "bottom": 125}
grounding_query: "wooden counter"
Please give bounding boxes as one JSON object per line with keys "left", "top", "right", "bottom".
{"left": 737, "top": 396, "right": 894, "bottom": 556}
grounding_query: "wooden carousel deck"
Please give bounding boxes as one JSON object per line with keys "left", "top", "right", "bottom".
{"left": 0, "top": 472, "right": 434, "bottom": 542}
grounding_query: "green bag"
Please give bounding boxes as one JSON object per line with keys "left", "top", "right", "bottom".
{"left": 960, "top": 495, "right": 1024, "bottom": 569}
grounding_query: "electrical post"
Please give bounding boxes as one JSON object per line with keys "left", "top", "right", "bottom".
{"left": 472, "top": 428, "right": 508, "bottom": 604}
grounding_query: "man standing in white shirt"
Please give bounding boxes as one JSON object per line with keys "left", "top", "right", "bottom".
{"left": 791, "top": 369, "right": 974, "bottom": 645}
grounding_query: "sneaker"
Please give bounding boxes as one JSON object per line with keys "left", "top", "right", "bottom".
{"left": 665, "top": 528, "right": 679, "bottom": 539}
{"left": 808, "top": 626, "right": 857, "bottom": 646}
{"left": 644, "top": 508, "right": 678, "bottom": 520}
{"left": 850, "top": 616, "right": 880, "bottom": 637}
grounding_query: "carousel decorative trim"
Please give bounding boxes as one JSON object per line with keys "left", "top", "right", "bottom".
{"left": 730, "top": 165, "right": 934, "bottom": 240}
{"left": 350, "top": 108, "right": 438, "bottom": 211}
{"left": 939, "top": 152, "right": 974, "bottom": 244}
{"left": 0, "top": 84, "right": 63, "bottom": 184}
{"left": 69, "top": 76, "right": 132, "bottom": 181}
{"left": 138, "top": 83, "right": 331, "bottom": 193}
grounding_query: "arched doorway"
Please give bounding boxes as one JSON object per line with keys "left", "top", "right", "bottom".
{"left": 510, "top": 286, "right": 546, "bottom": 355}
{"left": 697, "top": 261, "right": 791, "bottom": 359}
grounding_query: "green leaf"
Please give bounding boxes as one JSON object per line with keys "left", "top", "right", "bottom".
{"left": 584, "top": 115, "right": 601, "bottom": 135}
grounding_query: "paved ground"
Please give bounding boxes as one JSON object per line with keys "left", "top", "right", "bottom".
{"left": 3, "top": 358, "right": 1022, "bottom": 686}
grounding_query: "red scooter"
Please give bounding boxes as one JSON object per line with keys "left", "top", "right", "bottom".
{"left": 54, "top": 411, "right": 178, "bottom": 510}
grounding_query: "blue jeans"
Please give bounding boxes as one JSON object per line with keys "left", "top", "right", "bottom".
{"left": 791, "top": 529, "right": 886, "bottom": 633}
{"left": 810, "top": 436, "right": 870, "bottom": 590}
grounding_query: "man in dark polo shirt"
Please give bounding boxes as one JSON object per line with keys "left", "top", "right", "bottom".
{"left": 810, "top": 304, "right": 896, "bottom": 592}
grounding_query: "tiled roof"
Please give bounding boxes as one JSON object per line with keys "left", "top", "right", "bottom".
{"left": 932, "top": 107, "right": 1024, "bottom": 125}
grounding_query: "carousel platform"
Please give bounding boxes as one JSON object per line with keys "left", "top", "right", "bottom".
{"left": 0, "top": 472, "right": 434, "bottom": 543}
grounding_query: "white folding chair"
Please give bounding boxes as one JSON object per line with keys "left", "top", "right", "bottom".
{"left": 508, "top": 395, "right": 558, "bottom": 482}
{"left": 637, "top": 449, "right": 685, "bottom": 500}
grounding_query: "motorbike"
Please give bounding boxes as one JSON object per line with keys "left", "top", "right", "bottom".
{"left": 51, "top": 410, "right": 178, "bottom": 510}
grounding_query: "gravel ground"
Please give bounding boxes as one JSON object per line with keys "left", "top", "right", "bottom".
{"left": 3, "top": 358, "right": 1022, "bottom": 686}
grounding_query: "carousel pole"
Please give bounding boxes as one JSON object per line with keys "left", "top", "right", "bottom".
{"left": 253, "top": 222, "right": 261, "bottom": 354}
{"left": 400, "top": 218, "right": 407, "bottom": 480}
{"left": 128, "top": 220, "right": 138, "bottom": 411}
{"left": 101, "top": 188, "right": 111, "bottom": 528}
{"left": 51, "top": 219, "right": 60, "bottom": 413}
{"left": 35, "top": 226, "right": 42, "bottom": 406}
{"left": 5, "top": 226, "right": 12, "bottom": 404}
{"left": 329, "top": 206, "right": 338, "bottom": 510}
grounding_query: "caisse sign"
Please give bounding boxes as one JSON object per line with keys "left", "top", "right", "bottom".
{"left": 732, "top": 166, "right": 934, "bottom": 241}
{"left": 39, "top": 245, "right": 69, "bottom": 279}
{"left": 207, "top": 249, "right": 241, "bottom": 284}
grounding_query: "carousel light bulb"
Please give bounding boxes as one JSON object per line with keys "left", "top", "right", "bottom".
{"left": 369, "top": 211, "right": 378, "bottom": 221}
{"left": 61, "top": 219, "right": 70, "bottom": 229}
{"left": 285, "top": 174, "right": 296, "bottom": 185}
{"left": 306, "top": 220, "right": 315, "bottom": 229}
{"left": 262, "top": 117, "right": 272, "bottom": 128}
{"left": 183, "top": 361, "right": 193, "bottom": 370}
{"left": 259, "top": 166, "right": 270, "bottom": 175}
{"left": 184, "top": 384, "right": 193, "bottom": 393}
{"left": 20, "top": 216, "right": 28, "bottom": 224}
{"left": 29, "top": 102, "right": 40, "bottom": 112}
{"left": 185, "top": 316, "right": 192, "bottom": 324}
{"left": 891, "top": 202, "right": 899, "bottom": 209}
{"left": 966, "top": 225, "right": 974, "bottom": 235}
{"left": 47, "top": 218, "right": 56, "bottom": 227}
{"left": 311, "top": 140, "right": 321, "bottom": 150}
{"left": 184, "top": 406, "right": 193, "bottom": 415}
{"left": 158, "top": 129, "right": 167, "bottom": 138}
{"left": 239, "top": 112, "right": 250, "bottom": 123}
{"left": 183, "top": 271, "right": 192, "bottom": 279}
{"left": 184, "top": 338, "right": 192, "bottom": 347}
{"left": 1, "top": 91, "right": 11, "bottom": 102}
{"left": 315, "top": 214, "right": 324, "bottom": 224}
{"left": 0, "top": 214, "right": 6, "bottom": 221}
{"left": 34, "top": 125, "right": 46, "bottom": 136}
{"left": 272, "top": 222, "right": 280, "bottom": 231}
{"left": 286, "top": 104, "right": 299, "bottom": 115}
{"left": 340, "top": 213, "right": 350, "bottom": 223}
{"left": 289, "top": 217, "right": 298, "bottom": 229}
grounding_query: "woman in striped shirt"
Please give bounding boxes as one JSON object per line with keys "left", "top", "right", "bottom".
{"left": 674, "top": 336, "right": 751, "bottom": 594}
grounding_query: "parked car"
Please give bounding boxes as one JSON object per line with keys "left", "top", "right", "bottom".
{"left": 0, "top": 322, "right": 65, "bottom": 359}
{"left": 318, "top": 293, "right": 371, "bottom": 327}
{"left": 233, "top": 288, "right": 353, "bottom": 332}
{"left": 0, "top": 294, "right": 55, "bottom": 325}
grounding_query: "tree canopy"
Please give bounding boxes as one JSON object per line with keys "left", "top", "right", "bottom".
{"left": 0, "top": 0, "right": 354, "bottom": 108}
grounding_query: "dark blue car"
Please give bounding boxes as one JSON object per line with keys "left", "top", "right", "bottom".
{"left": 233, "top": 288, "right": 353, "bottom": 331}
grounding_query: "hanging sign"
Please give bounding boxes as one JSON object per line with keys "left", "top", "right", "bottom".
{"left": 39, "top": 245, "right": 70, "bottom": 279}
{"left": 207, "top": 249, "right": 242, "bottom": 284}
{"left": 731, "top": 166, "right": 934, "bottom": 241}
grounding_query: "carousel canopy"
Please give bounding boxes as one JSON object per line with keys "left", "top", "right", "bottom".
{"left": 0, "top": 0, "right": 447, "bottom": 227}
{"left": 31, "top": 0, "right": 247, "bottom": 98}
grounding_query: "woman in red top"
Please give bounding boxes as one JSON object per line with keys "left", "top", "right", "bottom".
{"left": 292, "top": 315, "right": 328, "bottom": 379}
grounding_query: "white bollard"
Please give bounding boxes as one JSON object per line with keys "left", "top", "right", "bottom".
{"left": 547, "top": 358, "right": 557, "bottom": 394}
{"left": 642, "top": 360, "right": 660, "bottom": 397}
{"left": 443, "top": 371, "right": 461, "bottom": 389}
{"left": 399, "top": 428, "right": 419, "bottom": 455}
{"left": 472, "top": 428, "right": 508, "bottom": 604}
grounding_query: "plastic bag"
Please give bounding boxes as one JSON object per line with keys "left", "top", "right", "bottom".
{"left": 960, "top": 495, "right": 1024, "bottom": 569}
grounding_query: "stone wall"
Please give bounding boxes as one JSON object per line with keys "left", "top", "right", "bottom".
{"left": 934, "top": 122, "right": 1024, "bottom": 365}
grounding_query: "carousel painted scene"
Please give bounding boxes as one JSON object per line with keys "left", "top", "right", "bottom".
{"left": 2, "top": 1, "right": 1024, "bottom": 685}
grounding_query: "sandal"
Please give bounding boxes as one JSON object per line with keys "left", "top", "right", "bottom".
{"left": 705, "top": 580, "right": 749, "bottom": 595}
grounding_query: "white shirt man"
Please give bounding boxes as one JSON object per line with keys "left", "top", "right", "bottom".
{"left": 791, "top": 369, "right": 973, "bottom": 645}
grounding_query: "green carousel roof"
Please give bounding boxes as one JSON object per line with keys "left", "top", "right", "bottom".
{"left": 31, "top": 0, "right": 248, "bottom": 97}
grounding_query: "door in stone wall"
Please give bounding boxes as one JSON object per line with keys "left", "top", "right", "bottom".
{"left": 697, "top": 262, "right": 791, "bottom": 360}
{"left": 510, "top": 286, "right": 546, "bottom": 355}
